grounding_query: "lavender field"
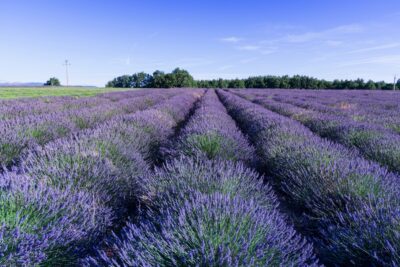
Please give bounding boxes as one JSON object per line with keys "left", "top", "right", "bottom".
{"left": 1, "top": 88, "right": 399, "bottom": 266}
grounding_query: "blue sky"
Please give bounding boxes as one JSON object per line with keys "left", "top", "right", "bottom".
{"left": 1, "top": 0, "right": 399, "bottom": 86}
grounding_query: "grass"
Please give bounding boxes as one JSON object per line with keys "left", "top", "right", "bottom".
{"left": 0, "top": 87, "right": 130, "bottom": 99}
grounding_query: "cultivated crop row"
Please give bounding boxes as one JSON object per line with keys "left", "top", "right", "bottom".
{"left": 0, "top": 90, "right": 155, "bottom": 120}
{"left": 235, "top": 90, "right": 400, "bottom": 175}
{"left": 0, "top": 90, "right": 202, "bottom": 265}
{"left": 0, "top": 90, "right": 177, "bottom": 169}
{"left": 218, "top": 90, "right": 400, "bottom": 266}
{"left": 261, "top": 89, "right": 400, "bottom": 133}
{"left": 85, "top": 90, "right": 319, "bottom": 266}
{"left": 1, "top": 88, "right": 399, "bottom": 266}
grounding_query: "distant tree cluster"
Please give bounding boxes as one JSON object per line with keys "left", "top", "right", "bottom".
{"left": 197, "top": 76, "right": 398, "bottom": 90}
{"left": 106, "top": 69, "right": 399, "bottom": 90}
{"left": 44, "top": 77, "right": 61, "bottom": 86}
{"left": 106, "top": 68, "right": 195, "bottom": 88}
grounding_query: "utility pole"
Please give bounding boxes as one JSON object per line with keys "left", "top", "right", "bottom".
{"left": 394, "top": 75, "right": 397, "bottom": 91}
{"left": 63, "top": 60, "right": 71, "bottom": 86}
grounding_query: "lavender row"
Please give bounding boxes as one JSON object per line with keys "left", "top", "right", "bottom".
{"left": 3, "top": 90, "right": 153, "bottom": 124}
{"left": 0, "top": 90, "right": 176, "bottom": 169}
{"left": 236, "top": 89, "right": 400, "bottom": 122}
{"left": 85, "top": 90, "right": 319, "bottom": 266}
{"left": 218, "top": 90, "right": 400, "bottom": 266}
{"left": 0, "top": 89, "right": 160, "bottom": 128}
{"left": 164, "top": 90, "right": 255, "bottom": 163}
{"left": 257, "top": 89, "right": 400, "bottom": 133}
{"left": 0, "top": 89, "right": 152, "bottom": 120}
{"left": 241, "top": 91, "right": 400, "bottom": 175}
{"left": 0, "top": 90, "right": 203, "bottom": 265}
{"left": 278, "top": 93, "right": 400, "bottom": 134}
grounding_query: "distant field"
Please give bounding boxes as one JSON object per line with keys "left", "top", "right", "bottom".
{"left": 0, "top": 86, "right": 130, "bottom": 99}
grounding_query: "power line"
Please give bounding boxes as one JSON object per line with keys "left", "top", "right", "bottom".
{"left": 63, "top": 60, "right": 71, "bottom": 86}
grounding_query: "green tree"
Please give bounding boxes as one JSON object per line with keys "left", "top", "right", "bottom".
{"left": 152, "top": 70, "right": 166, "bottom": 88}
{"left": 355, "top": 78, "right": 365, "bottom": 89}
{"left": 279, "top": 75, "right": 290, "bottom": 88}
{"left": 364, "top": 80, "right": 376, "bottom": 90}
{"left": 265, "top": 76, "right": 281, "bottom": 88}
{"left": 228, "top": 79, "right": 245, "bottom": 88}
{"left": 332, "top": 79, "right": 342, "bottom": 89}
{"left": 171, "top": 68, "right": 195, "bottom": 87}
{"left": 196, "top": 80, "right": 212, "bottom": 88}
{"left": 215, "top": 78, "right": 227, "bottom": 88}
{"left": 113, "top": 75, "right": 133, "bottom": 88}
{"left": 289, "top": 75, "right": 302, "bottom": 88}
{"left": 44, "top": 77, "right": 61, "bottom": 86}
{"left": 163, "top": 73, "right": 176, "bottom": 88}
{"left": 131, "top": 72, "right": 153, "bottom": 88}
{"left": 375, "top": 81, "right": 386, "bottom": 90}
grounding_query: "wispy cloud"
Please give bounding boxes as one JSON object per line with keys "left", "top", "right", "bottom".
{"left": 239, "top": 57, "right": 258, "bottom": 64}
{"left": 324, "top": 40, "right": 343, "bottom": 47}
{"left": 341, "top": 54, "right": 400, "bottom": 66}
{"left": 236, "top": 45, "right": 261, "bottom": 51}
{"left": 220, "top": 36, "right": 242, "bottom": 43}
{"left": 217, "top": 21, "right": 398, "bottom": 77}
{"left": 308, "top": 41, "right": 400, "bottom": 63}
{"left": 218, "top": 65, "right": 234, "bottom": 71}
{"left": 285, "top": 32, "right": 320, "bottom": 43}
{"left": 263, "top": 23, "right": 305, "bottom": 32}
{"left": 220, "top": 24, "right": 363, "bottom": 57}
{"left": 283, "top": 24, "right": 364, "bottom": 43}
{"left": 332, "top": 24, "right": 364, "bottom": 34}
{"left": 347, "top": 43, "right": 400, "bottom": 54}
{"left": 260, "top": 49, "right": 275, "bottom": 55}
{"left": 235, "top": 44, "right": 277, "bottom": 55}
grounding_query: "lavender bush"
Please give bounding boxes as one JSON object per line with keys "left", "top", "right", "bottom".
{"left": 165, "top": 90, "right": 255, "bottom": 163}
{"left": 21, "top": 90, "right": 202, "bottom": 215}
{"left": 0, "top": 171, "right": 112, "bottom": 265}
{"left": 84, "top": 158, "right": 318, "bottom": 267}
{"left": 1, "top": 89, "right": 203, "bottom": 265}
{"left": 0, "top": 90, "right": 175, "bottom": 169}
{"left": 85, "top": 89, "right": 318, "bottom": 266}
{"left": 218, "top": 89, "right": 400, "bottom": 266}
{"left": 3, "top": 88, "right": 398, "bottom": 266}
{"left": 245, "top": 92, "right": 400, "bottom": 174}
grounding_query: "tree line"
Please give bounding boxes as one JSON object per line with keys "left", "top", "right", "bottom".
{"left": 106, "top": 68, "right": 195, "bottom": 88}
{"left": 106, "top": 68, "right": 400, "bottom": 90}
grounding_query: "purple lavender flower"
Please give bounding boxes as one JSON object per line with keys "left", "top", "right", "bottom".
{"left": 165, "top": 90, "right": 255, "bottom": 164}
{"left": 0, "top": 171, "right": 113, "bottom": 265}
{"left": 0, "top": 90, "right": 175, "bottom": 169}
{"left": 91, "top": 192, "right": 316, "bottom": 266}
{"left": 84, "top": 89, "right": 318, "bottom": 266}
{"left": 218, "top": 89, "right": 400, "bottom": 265}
